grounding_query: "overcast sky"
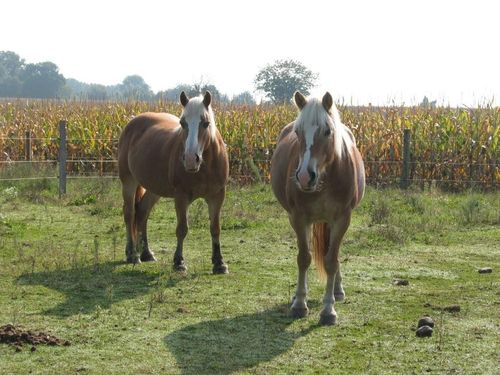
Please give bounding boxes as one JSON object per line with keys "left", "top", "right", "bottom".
{"left": 1, "top": 0, "right": 499, "bottom": 105}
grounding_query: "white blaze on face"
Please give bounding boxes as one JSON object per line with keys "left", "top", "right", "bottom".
{"left": 297, "top": 125, "right": 318, "bottom": 188}
{"left": 185, "top": 116, "right": 200, "bottom": 156}
{"left": 181, "top": 99, "right": 207, "bottom": 171}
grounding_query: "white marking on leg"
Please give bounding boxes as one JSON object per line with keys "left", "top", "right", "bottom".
{"left": 334, "top": 268, "right": 345, "bottom": 301}
{"left": 323, "top": 272, "right": 336, "bottom": 315}
{"left": 292, "top": 268, "right": 308, "bottom": 310}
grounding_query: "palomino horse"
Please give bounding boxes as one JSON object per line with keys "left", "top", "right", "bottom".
{"left": 271, "top": 91, "right": 365, "bottom": 325}
{"left": 118, "top": 91, "right": 229, "bottom": 274}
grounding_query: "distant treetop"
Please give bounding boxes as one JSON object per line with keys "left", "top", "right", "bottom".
{"left": 254, "top": 59, "right": 318, "bottom": 104}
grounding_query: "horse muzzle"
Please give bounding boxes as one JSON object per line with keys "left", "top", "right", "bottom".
{"left": 296, "top": 169, "right": 318, "bottom": 192}
{"left": 183, "top": 153, "right": 202, "bottom": 173}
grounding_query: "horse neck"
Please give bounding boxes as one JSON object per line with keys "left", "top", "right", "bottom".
{"left": 200, "top": 128, "right": 225, "bottom": 163}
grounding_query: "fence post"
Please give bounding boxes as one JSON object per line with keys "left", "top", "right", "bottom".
{"left": 24, "top": 130, "right": 32, "bottom": 161}
{"left": 400, "top": 128, "right": 411, "bottom": 189}
{"left": 58, "top": 120, "right": 67, "bottom": 197}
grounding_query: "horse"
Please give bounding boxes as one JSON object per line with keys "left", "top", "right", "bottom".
{"left": 271, "top": 91, "right": 365, "bottom": 325}
{"left": 117, "top": 91, "right": 230, "bottom": 274}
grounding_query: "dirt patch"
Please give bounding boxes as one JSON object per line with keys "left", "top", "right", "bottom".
{"left": 0, "top": 324, "right": 70, "bottom": 351}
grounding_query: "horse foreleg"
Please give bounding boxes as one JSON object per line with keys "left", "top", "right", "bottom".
{"left": 320, "top": 212, "right": 351, "bottom": 325}
{"left": 122, "top": 182, "right": 140, "bottom": 263}
{"left": 136, "top": 191, "right": 160, "bottom": 262}
{"left": 206, "top": 188, "right": 228, "bottom": 274}
{"left": 173, "top": 196, "right": 189, "bottom": 272}
{"left": 290, "top": 216, "right": 312, "bottom": 318}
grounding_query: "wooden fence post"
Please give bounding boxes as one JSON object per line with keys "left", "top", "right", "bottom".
{"left": 24, "top": 130, "right": 32, "bottom": 161}
{"left": 400, "top": 128, "right": 411, "bottom": 189}
{"left": 59, "top": 120, "right": 67, "bottom": 197}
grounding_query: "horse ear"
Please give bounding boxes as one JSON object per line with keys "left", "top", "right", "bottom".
{"left": 294, "top": 91, "right": 307, "bottom": 110}
{"left": 322, "top": 92, "right": 333, "bottom": 112}
{"left": 203, "top": 91, "right": 212, "bottom": 108}
{"left": 180, "top": 91, "right": 189, "bottom": 107}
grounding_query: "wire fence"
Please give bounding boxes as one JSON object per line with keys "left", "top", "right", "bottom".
{"left": 0, "top": 127, "right": 498, "bottom": 193}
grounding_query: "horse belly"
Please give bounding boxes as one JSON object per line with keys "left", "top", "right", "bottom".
{"left": 127, "top": 151, "right": 175, "bottom": 197}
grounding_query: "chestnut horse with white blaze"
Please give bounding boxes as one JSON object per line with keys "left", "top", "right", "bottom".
{"left": 271, "top": 91, "right": 365, "bottom": 325}
{"left": 118, "top": 91, "right": 229, "bottom": 274}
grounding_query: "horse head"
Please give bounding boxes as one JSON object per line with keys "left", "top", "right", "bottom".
{"left": 179, "top": 91, "right": 216, "bottom": 173}
{"left": 292, "top": 91, "right": 344, "bottom": 192}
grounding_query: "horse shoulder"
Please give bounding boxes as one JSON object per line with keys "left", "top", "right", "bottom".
{"left": 212, "top": 134, "right": 230, "bottom": 183}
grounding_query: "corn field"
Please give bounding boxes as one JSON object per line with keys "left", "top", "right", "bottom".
{"left": 0, "top": 99, "right": 498, "bottom": 190}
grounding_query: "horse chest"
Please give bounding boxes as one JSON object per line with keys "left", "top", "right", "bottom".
{"left": 291, "top": 191, "right": 346, "bottom": 222}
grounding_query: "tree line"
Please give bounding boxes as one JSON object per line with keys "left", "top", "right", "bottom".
{"left": 1, "top": 51, "right": 318, "bottom": 104}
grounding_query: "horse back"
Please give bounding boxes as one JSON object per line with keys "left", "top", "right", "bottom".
{"left": 118, "top": 112, "right": 179, "bottom": 151}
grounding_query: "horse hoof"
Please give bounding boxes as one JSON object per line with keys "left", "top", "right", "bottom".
{"left": 334, "top": 293, "right": 345, "bottom": 302}
{"left": 212, "top": 263, "right": 229, "bottom": 274}
{"left": 173, "top": 262, "right": 187, "bottom": 272}
{"left": 319, "top": 313, "right": 337, "bottom": 326}
{"left": 126, "top": 256, "right": 141, "bottom": 264}
{"left": 290, "top": 307, "right": 309, "bottom": 318}
{"left": 140, "top": 251, "right": 157, "bottom": 262}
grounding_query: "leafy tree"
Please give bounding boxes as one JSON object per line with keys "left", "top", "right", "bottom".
{"left": 0, "top": 51, "right": 25, "bottom": 97}
{"left": 119, "top": 75, "right": 153, "bottom": 100}
{"left": 20, "top": 62, "right": 66, "bottom": 98}
{"left": 0, "top": 51, "right": 24, "bottom": 76}
{"left": 156, "top": 84, "right": 194, "bottom": 101}
{"left": 231, "top": 91, "right": 256, "bottom": 105}
{"left": 254, "top": 59, "right": 318, "bottom": 104}
{"left": 63, "top": 78, "right": 88, "bottom": 98}
{"left": 156, "top": 82, "right": 229, "bottom": 103}
{"left": 87, "top": 84, "right": 108, "bottom": 100}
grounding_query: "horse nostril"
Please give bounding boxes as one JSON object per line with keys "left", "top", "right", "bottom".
{"left": 309, "top": 171, "right": 317, "bottom": 184}
{"left": 295, "top": 171, "right": 300, "bottom": 181}
{"left": 195, "top": 154, "right": 200, "bottom": 163}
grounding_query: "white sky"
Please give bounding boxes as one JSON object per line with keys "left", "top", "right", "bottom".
{"left": 1, "top": 0, "right": 499, "bottom": 105}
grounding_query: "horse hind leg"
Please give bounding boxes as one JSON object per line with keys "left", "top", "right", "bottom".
{"left": 135, "top": 189, "right": 160, "bottom": 262}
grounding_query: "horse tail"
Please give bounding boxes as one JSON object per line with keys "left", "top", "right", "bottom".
{"left": 312, "top": 222, "right": 330, "bottom": 279}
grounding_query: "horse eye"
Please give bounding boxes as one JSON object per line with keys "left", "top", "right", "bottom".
{"left": 202, "top": 121, "right": 210, "bottom": 128}
{"left": 324, "top": 128, "right": 331, "bottom": 137}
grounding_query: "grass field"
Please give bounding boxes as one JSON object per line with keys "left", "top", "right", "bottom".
{"left": 0, "top": 180, "right": 499, "bottom": 374}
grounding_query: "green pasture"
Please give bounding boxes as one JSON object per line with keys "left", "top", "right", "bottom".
{"left": 0, "top": 180, "right": 498, "bottom": 374}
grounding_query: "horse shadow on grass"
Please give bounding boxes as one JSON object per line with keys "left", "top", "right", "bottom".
{"left": 164, "top": 304, "right": 318, "bottom": 375}
{"left": 16, "top": 261, "right": 158, "bottom": 317}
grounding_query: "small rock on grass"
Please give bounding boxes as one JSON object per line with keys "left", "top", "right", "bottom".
{"left": 416, "top": 325, "right": 433, "bottom": 337}
{"left": 418, "top": 316, "right": 434, "bottom": 328}
{"left": 443, "top": 305, "right": 460, "bottom": 313}
{"left": 393, "top": 278, "right": 409, "bottom": 286}
{"left": 478, "top": 267, "right": 492, "bottom": 274}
